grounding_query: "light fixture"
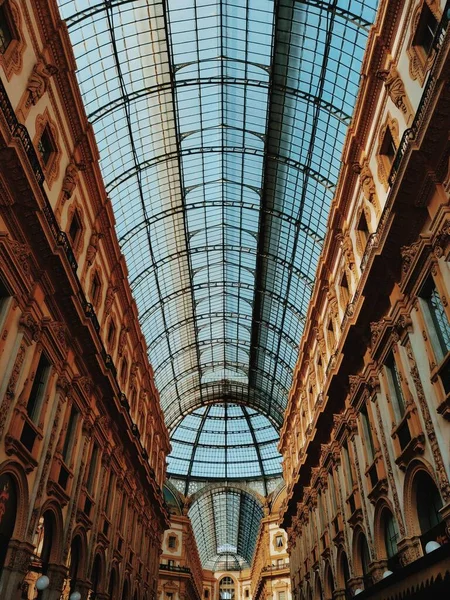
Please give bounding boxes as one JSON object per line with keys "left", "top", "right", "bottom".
{"left": 69, "top": 592, "right": 81, "bottom": 600}
{"left": 425, "top": 540, "right": 441, "bottom": 554}
{"left": 36, "top": 575, "right": 50, "bottom": 591}
{"left": 382, "top": 570, "right": 393, "bottom": 578}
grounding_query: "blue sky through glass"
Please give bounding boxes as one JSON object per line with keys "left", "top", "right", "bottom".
{"left": 57, "top": 0, "right": 379, "bottom": 481}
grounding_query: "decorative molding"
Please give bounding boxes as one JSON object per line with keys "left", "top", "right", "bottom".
{"left": 406, "top": 1, "right": 441, "bottom": 86}
{"left": 0, "top": 0, "right": 26, "bottom": 81}
{"left": 33, "top": 108, "right": 62, "bottom": 188}
{"left": 377, "top": 60, "right": 413, "bottom": 123}
{"left": 25, "top": 59, "right": 58, "bottom": 108}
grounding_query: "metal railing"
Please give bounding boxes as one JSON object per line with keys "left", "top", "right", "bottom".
{"left": 159, "top": 564, "right": 191, "bottom": 574}
{"left": 388, "top": 1, "right": 450, "bottom": 187}
{"left": 0, "top": 77, "right": 156, "bottom": 473}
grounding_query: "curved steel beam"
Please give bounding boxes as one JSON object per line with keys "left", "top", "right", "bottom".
{"left": 136, "top": 280, "right": 307, "bottom": 326}
{"left": 129, "top": 244, "right": 315, "bottom": 288}
{"left": 106, "top": 145, "right": 335, "bottom": 193}
{"left": 88, "top": 77, "right": 351, "bottom": 126}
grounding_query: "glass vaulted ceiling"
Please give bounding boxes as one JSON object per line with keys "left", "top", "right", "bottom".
{"left": 58, "top": 0, "right": 379, "bottom": 459}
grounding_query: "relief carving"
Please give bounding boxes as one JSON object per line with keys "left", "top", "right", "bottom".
{"left": 85, "top": 230, "right": 103, "bottom": 267}
{"left": 19, "top": 312, "right": 41, "bottom": 342}
{"left": 104, "top": 283, "right": 118, "bottom": 316}
{"left": 405, "top": 339, "right": 450, "bottom": 502}
{"left": 25, "top": 60, "right": 58, "bottom": 108}
{"left": 62, "top": 160, "right": 80, "bottom": 200}
{"left": 0, "top": 343, "right": 26, "bottom": 435}
{"left": 377, "top": 62, "right": 413, "bottom": 121}
{"left": 356, "top": 159, "right": 381, "bottom": 217}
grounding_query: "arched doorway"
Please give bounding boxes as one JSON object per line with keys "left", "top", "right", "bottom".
{"left": 0, "top": 473, "right": 17, "bottom": 575}
{"left": 89, "top": 553, "right": 103, "bottom": 599}
{"left": 61, "top": 535, "right": 83, "bottom": 598}
{"left": 382, "top": 509, "right": 400, "bottom": 570}
{"left": 108, "top": 567, "right": 118, "bottom": 600}
{"left": 415, "top": 470, "right": 444, "bottom": 547}
{"left": 323, "top": 562, "right": 334, "bottom": 600}
{"left": 338, "top": 550, "right": 351, "bottom": 600}
{"left": 219, "top": 577, "right": 235, "bottom": 600}
{"left": 23, "top": 510, "right": 55, "bottom": 598}
{"left": 356, "top": 532, "right": 372, "bottom": 588}
{"left": 122, "top": 579, "right": 130, "bottom": 600}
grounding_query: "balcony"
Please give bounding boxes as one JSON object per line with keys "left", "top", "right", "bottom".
{"left": 159, "top": 564, "right": 191, "bottom": 574}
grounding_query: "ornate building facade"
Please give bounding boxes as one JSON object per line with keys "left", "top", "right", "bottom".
{"left": 279, "top": 0, "right": 450, "bottom": 598}
{"left": 0, "top": 0, "right": 170, "bottom": 598}
{"left": 160, "top": 485, "right": 291, "bottom": 600}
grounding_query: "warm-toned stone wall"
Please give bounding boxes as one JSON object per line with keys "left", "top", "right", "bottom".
{"left": 279, "top": 0, "right": 450, "bottom": 598}
{"left": 0, "top": 0, "right": 171, "bottom": 599}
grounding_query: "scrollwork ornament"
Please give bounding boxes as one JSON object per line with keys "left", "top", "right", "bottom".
{"left": 9, "top": 239, "right": 31, "bottom": 275}
{"left": 433, "top": 220, "right": 450, "bottom": 258}
{"left": 373, "top": 399, "right": 406, "bottom": 537}
{"left": 19, "top": 312, "right": 41, "bottom": 342}
{"left": 404, "top": 340, "right": 450, "bottom": 502}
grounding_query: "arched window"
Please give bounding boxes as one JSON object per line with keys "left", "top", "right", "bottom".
{"left": 108, "top": 568, "right": 117, "bottom": 600}
{"left": 383, "top": 510, "right": 399, "bottom": 560}
{"left": 0, "top": 474, "right": 17, "bottom": 574}
{"left": 339, "top": 551, "right": 351, "bottom": 600}
{"left": 68, "top": 536, "right": 82, "bottom": 596}
{"left": 219, "top": 577, "right": 235, "bottom": 600}
{"left": 416, "top": 471, "right": 443, "bottom": 534}
{"left": 122, "top": 579, "right": 130, "bottom": 600}
{"left": 32, "top": 511, "right": 54, "bottom": 577}
{"left": 358, "top": 533, "right": 372, "bottom": 587}
{"left": 324, "top": 562, "right": 334, "bottom": 600}
{"left": 89, "top": 554, "right": 102, "bottom": 599}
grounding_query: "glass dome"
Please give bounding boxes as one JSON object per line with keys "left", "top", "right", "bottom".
{"left": 167, "top": 403, "right": 282, "bottom": 480}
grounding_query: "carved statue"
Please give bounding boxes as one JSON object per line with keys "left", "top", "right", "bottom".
{"left": 86, "top": 231, "right": 103, "bottom": 266}
{"left": 377, "top": 63, "right": 409, "bottom": 115}
{"left": 118, "top": 325, "right": 129, "bottom": 357}
{"left": 104, "top": 283, "right": 117, "bottom": 316}
{"left": 62, "top": 160, "right": 81, "bottom": 200}
{"left": 25, "top": 60, "right": 58, "bottom": 108}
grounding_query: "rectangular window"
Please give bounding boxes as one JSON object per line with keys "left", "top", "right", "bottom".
{"left": 90, "top": 273, "right": 101, "bottom": 305}
{"left": 276, "top": 535, "right": 283, "bottom": 548}
{"left": 119, "top": 492, "right": 127, "bottom": 532}
{"left": 385, "top": 353, "right": 406, "bottom": 422}
{"left": 105, "top": 472, "right": 115, "bottom": 516}
{"left": 318, "top": 492, "right": 326, "bottom": 532}
{"left": 167, "top": 559, "right": 174, "bottom": 568}
{"left": 340, "top": 272, "right": 349, "bottom": 307}
{"left": 0, "top": 277, "right": 11, "bottom": 332}
{"left": 342, "top": 442, "right": 353, "bottom": 493}
{"left": 168, "top": 535, "right": 176, "bottom": 549}
{"left": 26, "top": 354, "right": 51, "bottom": 423}
{"left": 0, "top": 4, "right": 13, "bottom": 54}
{"left": 37, "top": 126, "right": 54, "bottom": 166}
{"left": 62, "top": 405, "right": 78, "bottom": 465}
{"left": 278, "top": 591, "right": 286, "bottom": 600}
{"left": 413, "top": 2, "right": 439, "bottom": 56}
{"left": 68, "top": 211, "right": 82, "bottom": 246}
{"left": 86, "top": 444, "right": 99, "bottom": 494}
{"left": 328, "top": 472, "right": 338, "bottom": 514}
{"left": 357, "top": 211, "right": 370, "bottom": 249}
{"left": 420, "top": 277, "right": 450, "bottom": 361}
{"left": 381, "top": 128, "right": 397, "bottom": 166}
{"left": 361, "top": 403, "right": 375, "bottom": 463}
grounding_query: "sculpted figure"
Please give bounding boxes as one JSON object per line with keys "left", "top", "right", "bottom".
{"left": 86, "top": 231, "right": 103, "bottom": 266}
{"left": 26, "top": 61, "right": 58, "bottom": 107}
{"left": 62, "top": 160, "right": 79, "bottom": 199}
{"left": 378, "top": 63, "right": 409, "bottom": 114}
